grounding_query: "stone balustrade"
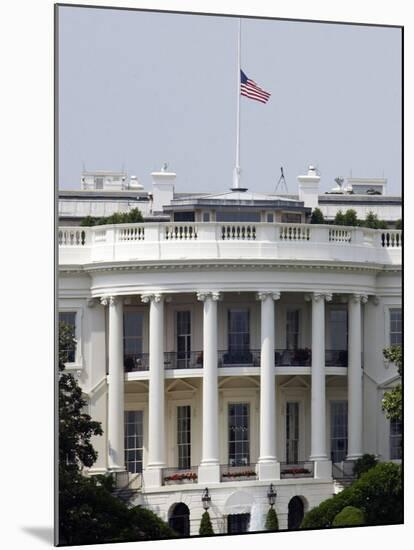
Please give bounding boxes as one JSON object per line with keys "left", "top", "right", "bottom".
{"left": 58, "top": 222, "right": 402, "bottom": 266}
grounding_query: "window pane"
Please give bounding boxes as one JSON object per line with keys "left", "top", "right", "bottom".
{"left": 124, "top": 410, "right": 143, "bottom": 473}
{"left": 228, "top": 403, "right": 250, "bottom": 465}
{"left": 177, "top": 405, "right": 191, "bottom": 469}
{"left": 390, "top": 309, "right": 402, "bottom": 346}
{"left": 59, "top": 311, "right": 77, "bottom": 362}
{"left": 329, "top": 309, "right": 348, "bottom": 350}
{"left": 330, "top": 401, "right": 348, "bottom": 462}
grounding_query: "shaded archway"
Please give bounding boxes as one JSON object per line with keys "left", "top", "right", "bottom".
{"left": 168, "top": 503, "right": 190, "bottom": 537}
{"left": 288, "top": 496, "right": 305, "bottom": 529}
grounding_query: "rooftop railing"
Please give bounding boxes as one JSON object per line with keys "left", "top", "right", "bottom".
{"left": 58, "top": 222, "right": 402, "bottom": 266}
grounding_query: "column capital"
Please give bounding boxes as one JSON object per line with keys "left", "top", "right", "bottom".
{"left": 371, "top": 295, "right": 380, "bottom": 306}
{"left": 197, "top": 291, "right": 222, "bottom": 302}
{"left": 350, "top": 293, "right": 368, "bottom": 304}
{"left": 305, "top": 292, "right": 332, "bottom": 303}
{"left": 141, "top": 292, "right": 164, "bottom": 304}
{"left": 87, "top": 298, "right": 97, "bottom": 308}
{"left": 256, "top": 291, "right": 281, "bottom": 301}
{"left": 100, "top": 295, "right": 119, "bottom": 307}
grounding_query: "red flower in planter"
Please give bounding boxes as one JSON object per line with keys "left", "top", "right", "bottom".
{"left": 281, "top": 468, "right": 311, "bottom": 475}
{"left": 164, "top": 471, "right": 198, "bottom": 482}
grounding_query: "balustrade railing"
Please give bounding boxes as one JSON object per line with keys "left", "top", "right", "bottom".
{"left": 118, "top": 226, "right": 145, "bottom": 241}
{"left": 124, "top": 353, "right": 150, "bottom": 372}
{"left": 221, "top": 224, "right": 256, "bottom": 240}
{"left": 165, "top": 224, "right": 198, "bottom": 240}
{"left": 218, "top": 349, "right": 261, "bottom": 367}
{"left": 220, "top": 463, "right": 258, "bottom": 482}
{"left": 58, "top": 228, "right": 87, "bottom": 246}
{"left": 279, "top": 224, "right": 310, "bottom": 241}
{"left": 163, "top": 351, "right": 204, "bottom": 369}
{"left": 328, "top": 228, "right": 352, "bottom": 243}
{"left": 280, "top": 461, "right": 314, "bottom": 478}
{"left": 381, "top": 230, "right": 402, "bottom": 248}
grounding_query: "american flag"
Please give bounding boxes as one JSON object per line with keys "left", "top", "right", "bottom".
{"left": 240, "top": 70, "right": 271, "bottom": 104}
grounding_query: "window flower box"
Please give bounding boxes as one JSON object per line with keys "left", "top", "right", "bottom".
{"left": 163, "top": 472, "right": 198, "bottom": 484}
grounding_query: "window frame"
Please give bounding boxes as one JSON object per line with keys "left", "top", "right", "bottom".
{"left": 176, "top": 405, "right": 192, "bottom": 469}
{"left": 58, "top": 306, "right": 83, "bottom": 369}
{"left": 228, "top": 402, "right": 251, "bottom": 467}
{"left": 389, "top": 418, "right": 402, "bottom": 460}
{"left": 124, "top": 410, "right": 144, "bottom": 474}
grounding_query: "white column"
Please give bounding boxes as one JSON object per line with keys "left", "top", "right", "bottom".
{"left": 347, "top": 294, "right": 367, "bottom": 460}
{"left": 257, "top": 291, "right": 280, "bottom": 480}
{"left": 307, "top": 292, "right": 332, "bottom": 478}
{"left": 197, "top": 291, "right": 221, "bottom": 483}
{"left": 141, "top": 293, "right": 165, "bottom": 487}
{"left": 101, "top": 295, "right": 125, "bottom": 471}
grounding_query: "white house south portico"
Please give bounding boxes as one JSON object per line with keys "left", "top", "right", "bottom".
{"left": 59, "top": 167, "right": 401, "bottom": 534}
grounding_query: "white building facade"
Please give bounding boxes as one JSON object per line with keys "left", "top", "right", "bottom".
{"left": 58, "top": 169, "right": 402, "bottom": 536}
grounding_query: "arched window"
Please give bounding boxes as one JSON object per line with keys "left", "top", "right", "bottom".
{"left": 288, "top": 496, "right": 305, "bottom": 530}
{"left": 168, "top": 503, "right": 190, "bottom": 537}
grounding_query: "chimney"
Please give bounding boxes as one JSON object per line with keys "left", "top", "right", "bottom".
{"left": 151, "top": 163, "right": 176, "bottom": 212}
{"left": 297, "top": 165, "right": 320, "bottom": 209}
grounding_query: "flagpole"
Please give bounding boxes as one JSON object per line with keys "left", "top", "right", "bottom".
{"left": 233, "top": 17, "right": 241, "bottom": 190}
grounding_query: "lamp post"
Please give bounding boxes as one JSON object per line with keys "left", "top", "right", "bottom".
{"left": 267, "top": 483, "right": 277, "bottom": 508}
{"left": 202, "top": 488, "right": 211, "bottom": 511}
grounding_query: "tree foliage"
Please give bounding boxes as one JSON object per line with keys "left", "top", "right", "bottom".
{"left": 353, "top": 454, "right": 378, "bottom": 479}
{"left": 264, "top": 507, "right": 279, "bottom": 531}
{"left": 382, "top": 346, "right": 402, "bottom": 421}
{"left": 58, "top": 321, "right": 176, "bottom": 545}
{"left": 332, "top": 506, "right": 365, "bottom": 527}
{"left": 199, "top": 511, "right": 214, "bottom": 535}
{"left": 80, "top": 207, "right": 144, "bottom": 226}
{"left": 301, "top": 462, "right": 402, "bottom": 529}
{"left": 363, "top": 211, "right": 388, "bottom": 229}
{"left": 310, "top": 207, "right": 325, "bottom": 224}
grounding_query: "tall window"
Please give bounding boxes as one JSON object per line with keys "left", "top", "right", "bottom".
{"left": 123, "top": 311, "right": 144, "bottom": 370}
{"left": 228, "top": 403, "right": 250, "bottom": 466}
{"left": 176, "top": 311, "right": 191, "bottom": 367}
{"left": 228, "top": 309, "right": 250, "bottom": 352}
{"left": 59, "top": 311, "right": 76, "bottom": 363}
{"left": 390, "top": 418, "right": 402, "bottom": 459}
{"left": 330, "top": 401, "right": 348, "bottom": 462}
{"left": 390, "top": 308, "right": 402, "bottom": 346}
{"left": 286, "top": 310, "right": 300, "bottom": 350}
{"left": 124, "top": 410, "right": 143, "bottom": 473}
{"left": 286, "top": 402, "right": 299, "bottom": 463}
{"left": 177, "top": 405, "right": 191, "bottom": 469}
{"left": 329, "top": 309, "right": 348, "bottom": 350}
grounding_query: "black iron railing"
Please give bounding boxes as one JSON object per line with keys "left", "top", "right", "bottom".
{"left": 218, "top": 349, "right": 261, "bottom": 367}
{"left": 220, "top": 463, "right": 258, "bottom": 482}
{"left": 275, "top": 349, "right": 311, "bottom": 366}
{"left": 280, "top": 461, "right": 314, "bottom": 478}
{"left": 163, "top": 351, "right": 204, "bottom": 369}
{"left": 325, "top": 350, "right": 348, "bottom": 367}
{"left": 162, "top": 467, "right": 198, "bottom": 485}
{"left": 124, "top": 353, "right": 150, "bottom": 372}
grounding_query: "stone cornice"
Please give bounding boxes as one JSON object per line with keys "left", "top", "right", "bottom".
{"left": 60, "top": 259, "right": 400, "bottom": 276}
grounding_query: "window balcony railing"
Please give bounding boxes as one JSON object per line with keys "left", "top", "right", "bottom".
{"left": 220, "top": 463, "right": 258, "bottom": 482}
{"left": 124, "top": 353, "right": 150, "bottom": 372}
{"left": 163, "top": 351, "right": 204, "bottom": 369}
{"left": 325, "top": 350, "right": 348, "bottom": 367}
{"left": 162, "top": 466, "right": 198, "bottom": 485}
{"left": 280, "top": 461, "right": 314, "bottom": 478}
{"left": 218, "top": 349, "right": 261, "bottom": 367}
{"left": 275, "top": 349, "right": 311, "bottom": 366}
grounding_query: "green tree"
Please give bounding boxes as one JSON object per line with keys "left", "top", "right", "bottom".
{"left": 310, "top": 207, "right": 325, "bottom": 224}
{"left": 334, "top": 210, "right": 345, "bottom": 225}
{"left": 59, "top": 321, "right": 103, "bottom": 468}
{"left": 395, "top": 219, "right": 402, "bottom": 230}
{"left": 301, "top": 462, "right": 402, "bottom": 529}
{"left": 353, "top": 454, "right": 378, "bottom": 478}
{"left": 58, "top": 321, "right": 176, "bottom": 545}
{"left": 382, "top": 346, "right": 402, "bottom": 421}
{"left": 342, "top": 209, "right": 359, "bottom": 226}
{"left": 332, "top": 506, "right": 365, "bottom": 527}
{"left": 80, "top": 208, "right": 144, "bottom": 226}
{"left": 363, "top": 211, "right": 387, "bottom": 229}
{"left": 199, "top": 511, "right": 214, "bottom": 535}
{"left": 264, "top": 507, "right": 279, "bottom": 531}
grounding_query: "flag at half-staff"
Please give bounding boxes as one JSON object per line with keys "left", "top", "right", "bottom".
{"left": 240, "top": 70, "right": 271, "bottom": 104}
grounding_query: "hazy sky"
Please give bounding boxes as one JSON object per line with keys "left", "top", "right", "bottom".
{"left": 58, "top": 6, "right": 402, "bottom": 194}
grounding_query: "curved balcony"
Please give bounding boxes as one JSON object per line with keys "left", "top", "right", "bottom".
{"left": 58, "top": 222, "right": 401, "bottom": 267}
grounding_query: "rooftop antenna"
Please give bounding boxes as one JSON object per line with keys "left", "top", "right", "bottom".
{"left": 275, "top": 166, "right": 288, "bottom": 193}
